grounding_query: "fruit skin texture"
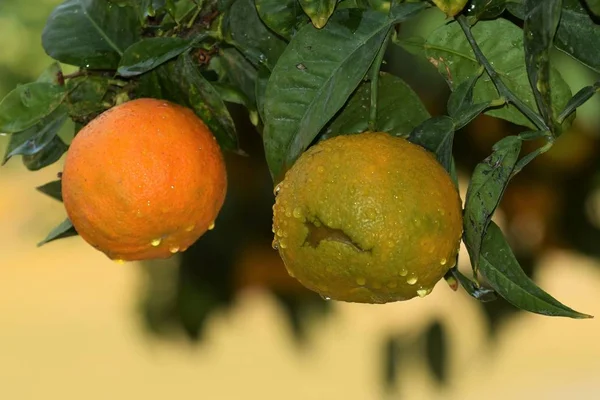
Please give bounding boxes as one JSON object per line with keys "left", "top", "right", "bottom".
{"left": 62, "top": 98, "right": 227, "bottom": 261}
{"left": 272, "top": 132, "right": 463, "bottom": 303}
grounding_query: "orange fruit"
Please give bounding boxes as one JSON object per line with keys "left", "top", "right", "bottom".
{"left": 272, "top": 132, "right": 463, "bottom": 303}
{"left": 62, "top": 98, "right": 227, "bottom": 261}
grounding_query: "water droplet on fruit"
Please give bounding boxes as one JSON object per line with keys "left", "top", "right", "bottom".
{"left": 279, "top": 240, "right": 287, "bottom": 249}
{"left": 293, "top": 207, "right": 302, "bottom": 218}
{"left": 169, "top": 246, "right": 180, "bottom": 254}
{"left": 399, "top": 268, "right": 408, "bottom": 277}
{"left": 356, "top": 277, "right": 366, "bottom": 286}
{"left": 272, "top": 239, "right": 279, "bottom": 250}
{"left": 151, "top": 238, "right": 162, "bottom": 247}
{"left": 406, "top": 274, "right": 418, "bottom": 285}
{"left": 114, "top": 259, "right": 125, "bottom": 265}
{"left": 317, "top": 165, "right": 324, "bottom": 173}
{"left": 320, "top": 295, "right": 331, "bottom": 301}
{"left": 440, "top": 258, "right": 447, "bottom": 266}
{"left": 186, "top": 224, "right": 195, "bottom": 232}
{"left": 285, "top": 209, "right": 292, "bottom": 218}
{"left": 417, "top": 289, "right": 428, "bottom": 298}
{"left": 208, "top": 222, "right": 215, "bottom": 230}
{"left": 273, "top": 183, "right": 282, "bottom": 196}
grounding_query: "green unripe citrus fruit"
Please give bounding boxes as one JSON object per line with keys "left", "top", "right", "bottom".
{"left": 272, "top": 132, "right": 463, "bottom": 303}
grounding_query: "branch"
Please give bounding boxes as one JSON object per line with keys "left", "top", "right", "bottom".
{"left": 456, "top": 16, "right": 548, "bottom": 132}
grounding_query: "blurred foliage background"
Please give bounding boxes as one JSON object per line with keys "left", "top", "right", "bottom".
{"left": 1, "top": 1, "right": 600, "bottom": 399}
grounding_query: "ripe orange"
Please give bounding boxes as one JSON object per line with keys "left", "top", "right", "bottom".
{"left": 272, "top": 132, "right": 463, "bottom": 303}
{"left": 62, "top": 98, "right": 227, "bottom": 261}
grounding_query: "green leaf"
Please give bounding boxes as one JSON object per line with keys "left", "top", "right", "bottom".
{"left": 523, "top": 0, "right": 562, "bottom": 133}
{"left": 323, "top": 72, "right": 430, "bottom": 138}
{"left": 65, "top": 76, "right": 111, "bottom": 117}
{"left": 22, "top": 136, "right": 69, "bottom": 171}
{"left": 299, "top": 0, "right": 337, "bottom": 29}
{"left": 389, "top": 1, "right": 429, "bottom": 22}
{"left": 263, "top": 9, "right": 392, "bottom": 180}
{"left": 409, "top": 116, "right": 455, "bottom": 173}
{"left": 0, "top": 82, "right": 67, "bottom": 134}
{"left": 254, "top": 0, "right": 308, "bottom": 40}
{"left": 479, "top": 222, "right": 592, "bottom": 318}
{"left": 558, "top": 80, "right": 600, "bottom": 123}
{"left": 255, "top": 65, "right": 270, "bottom": 122}
{"left": 464, "top": 136, "right": 521, "bottom": 271}
{"left": 37, "top": 180, "right": 63, "bottom": 202}
{"left": 2, "top": 107, "right": 68, "bottom": 165}
{"left": 464, "top": 0, "right": 507, "bottom": 21}
{"left": 425, "top": 19, "right": 572, "bottom": 129}
{"left": 42, "top": 0, "right": 141, "bottom": 69}
{"left": 211, "top": 82, "right": 253, "bottom": 108}
{"left": 450, "top": 267, "right": 498, "bottom": 301}
{"left": 447, "top": 71, "right": 491, "bottom": 130}
{"left": 37, "top": 62, "right": 63, "bottom": 85}
{"left": 38, "top": 218, "right": 78, "bottom": 247}
{"left": 585, "top": 0, "right": 600, "bottom": 16}
{"left": 118, "top": 37, "right": 193, "bottom": 77}
{"left": 218, "top": 48, "right": 258, "bottom": 106}
{"left": 226, "top": 0, "right": 287, "bottom": 70}
{"left": 156, "top": 53, "right": 238, "bottom": 151}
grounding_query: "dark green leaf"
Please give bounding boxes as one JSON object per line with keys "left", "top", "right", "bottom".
{"left": 389, "top": 1, "right": 430, "bottom": 22}
{"left": 558, "top": 80, "right": 600, "bottom": 123}
{"left": 66, "top": 76, "right": 111, "bottom": 117}
{"left": 263, "top": 9, "right": 392, "bottom": 180}
{"left": 42, "top": 0, "right": 141, "bottom": 69}
{"left": 118, "top": 37, "right": 193, "bottom": 77}
{"left": 451, "top": 267, "right": 498, "bottom": 301}
{"left": 255, "top": 66, "right": 270, "bottom": 122}
{"left": 38, "top": 218, "right": 78, "bottom": 246}
{"left": 37, "top": 180, "right": 63, "bottom": 202}
{"left": 447, "top": 70, "right": 491, "bottom": 130}
{"left": 218, "top": 48, "right": 258, "bottom": 106}
{"left": 255, "top": 0, "right": 308, "bottom": 40}
{"left": 156, "top": 54, "right": 238, "bottom": 150}
{"left": 523, "top": 0, "right": 562, "bottom": 133}
{"left": 2, "top": 107, "right": 68, "bottom": 165}
{"left": 323, "top": 72, "right": 430, "bottom": 138}
{"left": 0, "top": 82, "right": 66, "bottom": 133}
{"left": 480, "top": 222, "right": 592, "bottom": 318}
{"left": 585, "top": 0, "right": 600, "bottom": 16}
{"left": 338, "top": 0, "right": 370, "bottom": 9}
{"left": 226, "top": 0, "right": 287, "bottom": 70}
{"left": 426, "top": 19, "right": 572, "bottom": 129}
{"left": 211, "top": 82, "right": 253, "bottom": 108}
{"left": 299, "top": 0, "right": 337, "bottom": 29}
{"left": 22, "top": 136, "right": 69, "bottom": 171}
{"left": 409, "top": 116, "right": 455, "bottom": 172}
{"left": 464, "top": 136, "right": 521, "bottom": 271}
{"left": 465, "top": 0, "right": 507, "bottom": 21}
{"left": 425, "top": 321, "right": 447, "bottom": 384}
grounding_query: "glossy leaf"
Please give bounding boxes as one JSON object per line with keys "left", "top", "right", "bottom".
{"left": 254, "top": 0, "right": 308, "bottom": 40}
{"left": 42, "top": 0, "right": 141, "bottom": 69}
{"left": 65, "top": 76, "right": 111, "bottom": 117}
{"left": 0, "top": 82, "right": 66, "bottom": 133}
{"left": 450, "top": 267, "right": 498, "bottom": 302}
{"left": 22, "top": 136, "right": 69, "bottom": 171}
{"left": 118, "top": 37, "right": 193, "bottom": 77}
{"left": 426, "top": 19, "right": 572, "bottom": 129}
{"left": 38, "top": 218, "right": 78, "bottom": 247}
{"left": 480, "top": 222, "right": 592, "bottom": 318}
{"left": 447, "top": 71, "right": 491, "bottom": 130}
{"left": 226, "top": 0, "right": 287, "bottom": 71}
{"left": 37, "top": 180, "right": 63, "bottom": 202}
{"left": 523, "top": 0, "right": 562, "bottom": 133}
{"left": 299, "top": 0, "right": 337, "bottom": 29}
{"left": 409, "top": 116, "right": 455, "bottom": 173}
{"left": 156, "top": 54, "right": 238, "bottom": 150}
{"left": 558, "top": 80, "right": 600, "bottom": 123}
{"left": 218, "top": 48, "right": 258, "bottom": 106}
{"left": 263, "top": 9, "right": 392, "bottom": 180}
{"left": 464, "top": 136, "right": 521, "bottom": 271}
{"left": 323, "top": 72, "right": 430, "bottom": 138}
{"left": 465, "top": 0, "right": 507, "bottom": 21}
{"left": 2, "top": 107, "right": 68, "bottom": 165}
{"left": 255, "top": 66, "right": 270, "bottom": 122}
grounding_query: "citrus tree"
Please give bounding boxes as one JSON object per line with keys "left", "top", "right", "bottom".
{"left": 1, "top": 0, "right": 598, "bottom": 330}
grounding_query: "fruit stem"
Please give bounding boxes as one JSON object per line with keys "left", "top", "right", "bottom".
{"left": 368, "top": 28, "right": 393, "bottom": 132}
{"left": 456, "top": 16, "right": 549, "bottom": 133}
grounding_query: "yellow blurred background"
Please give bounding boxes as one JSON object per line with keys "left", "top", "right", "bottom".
{"left": 1, "top": 2, "right": 600, "bottom": 399}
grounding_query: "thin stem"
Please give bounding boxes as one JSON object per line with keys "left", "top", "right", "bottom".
{"left": 368, "top": 28, "right": 393, "bottom": 132}
{"left": 456, "top": 16, "right": 548, "bottom": 132}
